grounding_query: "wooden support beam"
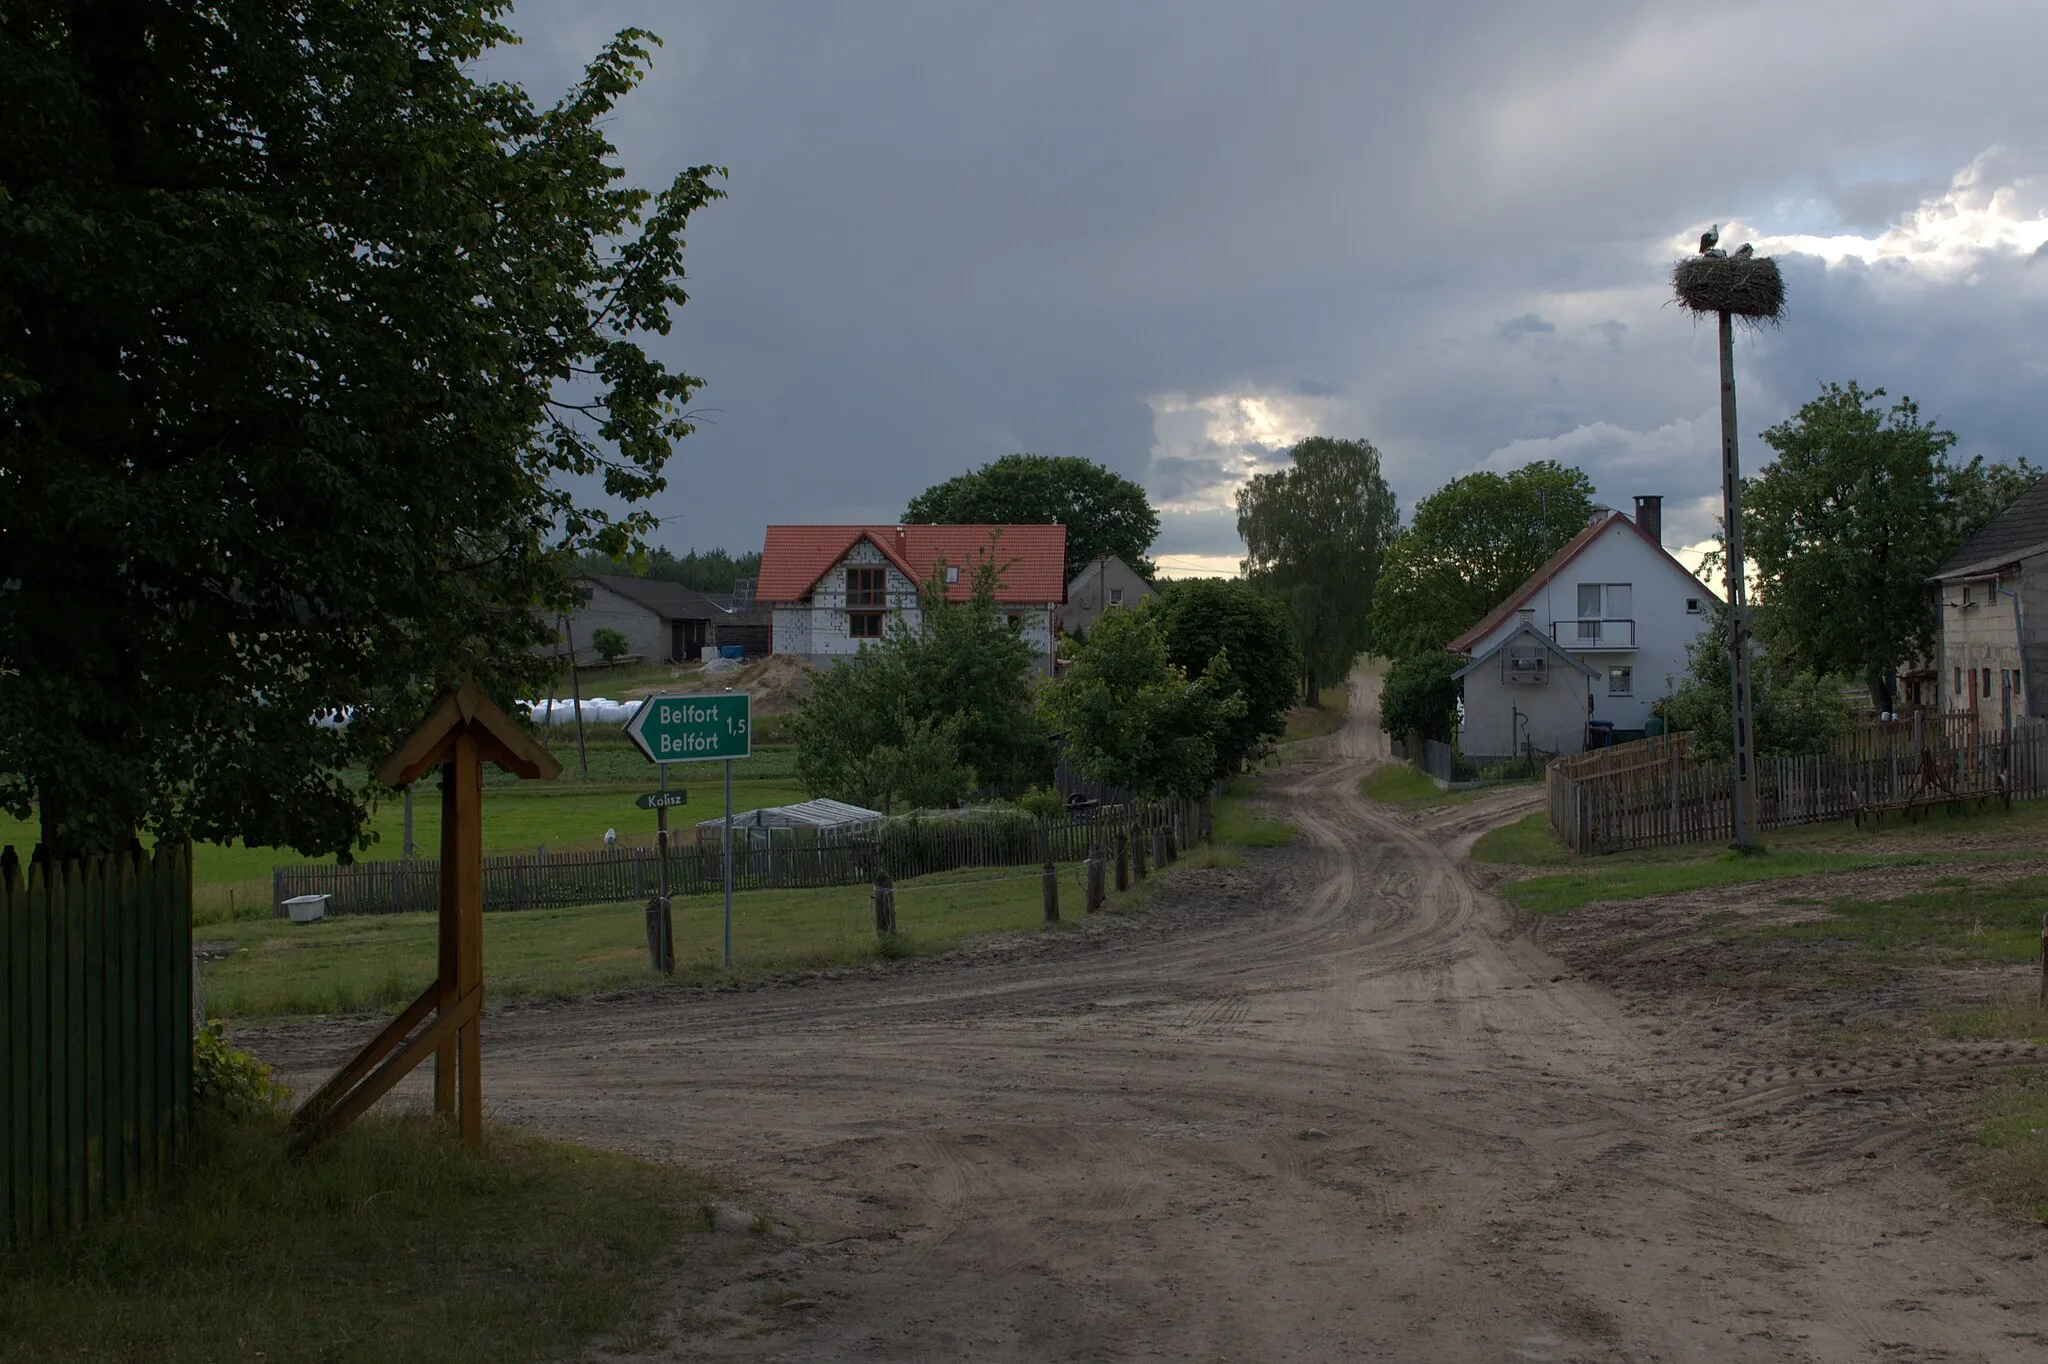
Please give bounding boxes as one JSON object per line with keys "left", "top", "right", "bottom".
{"left": 288, "top": 983, "right": 439, "bottom": 1137}
{"left": 289, "top": 987, "right": 483, "bottom": 1158}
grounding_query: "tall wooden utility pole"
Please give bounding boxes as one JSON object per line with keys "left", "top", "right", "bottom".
{"left": 1717, "top": 309, "right": 1760, "bottom": 851}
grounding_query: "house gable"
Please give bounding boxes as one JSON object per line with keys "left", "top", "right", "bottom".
{"left": 1448, "top": 512, "right": 1717, "bottom": 655}
{"left": 759, "top": 524, "right": 1068, "bottom": 605}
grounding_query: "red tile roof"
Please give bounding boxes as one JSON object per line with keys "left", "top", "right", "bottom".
{"left": 1446, "top": 511, "right": 1717, "bottom": 653}
{"left": 756, "top": 524, "right": 1069, "bottom": 604}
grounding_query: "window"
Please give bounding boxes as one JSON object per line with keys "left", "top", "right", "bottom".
{"left": 1685, "top": 597, "right": 1702, "bottom": 614}
{"left": 575, "top": 585, "right": 594, "bottom": 604}
{"left": 944, "top": 565, "right": 960, "bottom": 584}
{"left": 1608, "top": 666, "right": 1633, "bottom": 696}
{"left": 1984, "top": 667, "right": 1993, "bottom": 698}
{"left": 848, "top": 612, "right": 884, "bottom": 639}
{"left": 1109, "top": 587, "right": 1124, "bottom": 606}
{"left": 1955, "top": 665, "right": 1963, "bottom": 696}
{"left": 1006, "top": 614, "right": 1022, "bottom": 629}
{"left": 1963, "top": 584, "right": 1974, "bottom": 606}
{"left": 846, "top": 566, "right": 886, "bottom": 608}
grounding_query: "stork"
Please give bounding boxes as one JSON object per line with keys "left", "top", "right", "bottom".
{"left": 1699, "top": 223, "right": 1720, "bottom": 254}
{"left": 1732, "top": 242, "right": 1755, "bottom": 259}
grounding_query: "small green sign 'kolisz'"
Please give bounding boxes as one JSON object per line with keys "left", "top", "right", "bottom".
{"left": 634, "top": 790, "right": 689, "bottom": 810}
{"left": 625, "top": 692, "right": 752, "bottom": 764}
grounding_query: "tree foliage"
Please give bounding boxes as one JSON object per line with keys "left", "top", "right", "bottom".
{"left": 1376, "top": 652, "right": 1464, "bottom": 745}
{"left": 0, "top": 6, "right": 724, "bottom": 857}
{"left": 1237, "top": 437, "right": 1401, "bottom": 702}
{"left": 1040, "top": 610, "right": 1244, "bottom": 800}
{"left": 1372, "top": 462, "right": 1596, "bottom": 660}
{"left": 790, "top": 559, "right": 1047, "bottom": 812}
{"left": 904, "top": 453, "right": 1160, "bottom": 583}
{"left": 1744, "top": 382, "right": 2038, "bottom": 711}
{"left": 1148, "top": 579, "right": 1301, "bottom": 780}
{"left": 571, "top": 546, "right": 762, "bottom": 594}
{"left": 1659, "top": 607, "right": 1854, "bottom": 759}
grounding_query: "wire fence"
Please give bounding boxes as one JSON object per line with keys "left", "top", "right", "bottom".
{"left": 272, "top": 800, "right": 1200, "bottom": 917}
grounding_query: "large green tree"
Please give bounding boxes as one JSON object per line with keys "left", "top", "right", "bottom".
{"left": 1376, "top": 651, "right": 1464, "bottom": 745}
{"left": 791, "top": 560, "right": 1048, "bottom": 810}
{"left": 1148, "top": 579, "right": 1301, "bottom": 780}
{"left": 904, "top": 453, "right": 1160, "bottom": 582}
{"left": 1236, "top": 436, "right": 1401, "bottom": 703}
{"left": 1372, "top": 461, "right": 1596, "bottom": 660}
{"left": 0, "top": 6, "right": 724, "bottom": 858}
{"left": 1744, "top": 382, "right": 2037, "bottom": 712}
{"left": 1040, "top": 609, "right": 1242, "bottom": 800}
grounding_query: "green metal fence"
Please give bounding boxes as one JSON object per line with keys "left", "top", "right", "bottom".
{"left": 2, "top": 844, "right": 193, "bottom": 1248}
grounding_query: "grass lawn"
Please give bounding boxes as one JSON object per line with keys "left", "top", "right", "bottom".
{"left": 202, "top": 860, "right": 1134, "bottom": 1017}
{"left": 1969, "top": 1067, "right": 2048, "bottom": 1225}
{"left": 1470, "top": 810, "right": 1571, "bottom": 866}
{"left": 0, "top": 1111, "right": 720, "bottom": 1364}
{"left": 1721, "top": 873, "right": 2048, "bottom": 969}
{"left": 1280, "top": 685, "right": 1350, "bottom": 744}
{"left": 1213, "top": 774, "right": 1296, "bottom": 848}
{"left": 1358, "top": 763, "right": 1534, "bottom": 810}
{"left": 1497, "top": 849, "right": 1952, "bottom": 916}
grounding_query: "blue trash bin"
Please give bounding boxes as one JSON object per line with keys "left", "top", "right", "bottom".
{"left": 1585, "top": 720, "right": 1614, "bottom": 749}
{"left": 719, "top": 644, "right": 745, "bottom": 660}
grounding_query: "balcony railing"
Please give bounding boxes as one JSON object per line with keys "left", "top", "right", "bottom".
{"left": 1550, "top": 618, "right": 1636, "bottom": 649}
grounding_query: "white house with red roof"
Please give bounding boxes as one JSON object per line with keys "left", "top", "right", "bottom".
{"left": 757, "top": 524, "right": 1068, "bottom": 674}
{"left": 1447, "top": 496, "right": 1717, "bottom": 759}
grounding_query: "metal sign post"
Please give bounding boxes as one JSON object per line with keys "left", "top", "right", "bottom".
{"left": 724, "top": 756, "right": 734, "bottom": 967}
{"left": 623, "top": 691, "right": 752, "bottom": 972}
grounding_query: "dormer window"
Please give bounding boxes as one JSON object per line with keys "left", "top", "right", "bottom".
{"left": 945, "top": 565, "right": 960, "bottom": 585}
{"left": 1685, "top": 597, "right": 1702, "bottom": 614}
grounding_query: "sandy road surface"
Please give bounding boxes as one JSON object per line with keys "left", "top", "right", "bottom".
{"left": 253, "top": 683, "right": 2045, "bottom": 1361}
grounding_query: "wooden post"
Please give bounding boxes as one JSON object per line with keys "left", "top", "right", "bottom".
{"left": 1041, "top": 861, "right": 1059, "bottom": 923}
{"left": 1115, "top": 834, "right": 1130, "bottom": 892}
{"left": 1200, "top": 794, "right": 1214, "bottom": 845}
{"left": 1152, "top": 830, "right": 1168, "bottom": 870}
{"left": 2039, "top": 911, "right": 2047, "bottom": 1009}
{"left": 874, "top": 872, "right": 896, "bottom": 937}
{"left": 433, "top": 761, "right": 460, "bottom": 1120}
{"left": 1719, "top": 308, "right": 1760, "bottom": 851}
{"left": 453, "top": 734, "right": 484, "bottom": 1150}
{"left": 1132, "top": 828, "right": 1147, "bottom": 881}
{"left": 1086, "top": 849, "right": 1105, "bottom": 912}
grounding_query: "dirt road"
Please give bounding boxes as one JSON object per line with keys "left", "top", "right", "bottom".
{"left": 257, "top": 683, "right": 2044, "bottom": 1361}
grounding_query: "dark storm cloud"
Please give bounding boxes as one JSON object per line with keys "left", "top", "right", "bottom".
{"left": 491, "top": 0, "right": 2048, "bottom": 569}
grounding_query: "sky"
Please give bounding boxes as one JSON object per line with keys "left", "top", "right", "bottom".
{"left": 490, "top": 0, "right": 2048, "bottom": 580}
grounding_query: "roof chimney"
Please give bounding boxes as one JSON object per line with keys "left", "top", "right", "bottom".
{"left": 1633, "top": 495, "right": 1663, "bottom": 546}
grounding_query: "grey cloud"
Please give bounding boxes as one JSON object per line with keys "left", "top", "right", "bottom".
{"left": 1497, "top": 313, "right": 1556, "bottom": 342}
{"left": 485, "top": 1, "right": 2048, "bottom": 569}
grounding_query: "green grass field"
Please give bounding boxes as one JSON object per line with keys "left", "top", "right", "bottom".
{"left": 1281, "top": 685, "right": 1350, "bottom": 744}
{"left": 0, "top": 741, "right": 810, "bottom": 922}
{"left": 1469, "top": 810, "right": 1570, "bottom": 865}
{"left": 1496, "top": 849, "right": 1951, "bottom": 916}
{"left": 1720, "top": 873, "right": 2048, "bottom": 969}
{"left": 201, "top": 860, "right": 1132, "bottom": 1018}
{"left": 1213, "top": 775, "right": 1296, "bottom": 847}
{"left": 1970, "top": 1068, "right": 2048, "bottom": 1225}
{"left": 0, "top": 1112, "right": 718, "bottom": 1364}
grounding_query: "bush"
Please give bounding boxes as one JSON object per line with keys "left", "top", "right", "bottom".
{"left": 193, "top": 1022, "right": 292, "bottom": 1117}
{"left": 1378, "top": 650, "right": 1463, "bottom": 742}
{"left": 589, "top": 626, "right": 629, "bottom": 663}
{"left": 1017, "top": 785, "right": 1064, "bottom": 820}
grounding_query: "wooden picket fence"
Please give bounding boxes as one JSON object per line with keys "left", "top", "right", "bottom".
{"left": 273, "top": 801, "right": 1191, "bottom": 917}
{"left": 2, "top": 844, "right": 193, "bottom": 1249}
{"left": 1548, "top": 713, "right": 2048, "bottom": 854}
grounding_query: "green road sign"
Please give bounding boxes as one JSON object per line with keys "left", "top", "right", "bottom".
{"left": 625, "top": 692, "right": 752, "bottom": 764}
{"left": 635, "top": 790, "right": 689, "bottom": 810}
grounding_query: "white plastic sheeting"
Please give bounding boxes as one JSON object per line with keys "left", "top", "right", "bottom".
{"left": 523, "top": 696, "right": 636, "bottom": 726}
{"left": 306, "top": 697, "right": 641, "bottom": 730}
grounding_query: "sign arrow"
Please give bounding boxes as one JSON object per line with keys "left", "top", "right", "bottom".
{"left": 635, "top": 790, "right": 689, "bottom": 810}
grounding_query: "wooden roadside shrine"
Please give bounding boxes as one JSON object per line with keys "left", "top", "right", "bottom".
{"left": 287, "top": 683, "right": 560, "bottom": 1155}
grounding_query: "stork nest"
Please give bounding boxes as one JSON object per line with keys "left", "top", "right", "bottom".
{"left": 1672, "top": 253, "right": 1785, "bottom": 324}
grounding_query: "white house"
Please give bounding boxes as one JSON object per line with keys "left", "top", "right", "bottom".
{"left": 1448, "top": 496, "right": 1717, "bottom": 759}
{"left": 756, "top": 524, "right": 1068, "bottom": 674}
